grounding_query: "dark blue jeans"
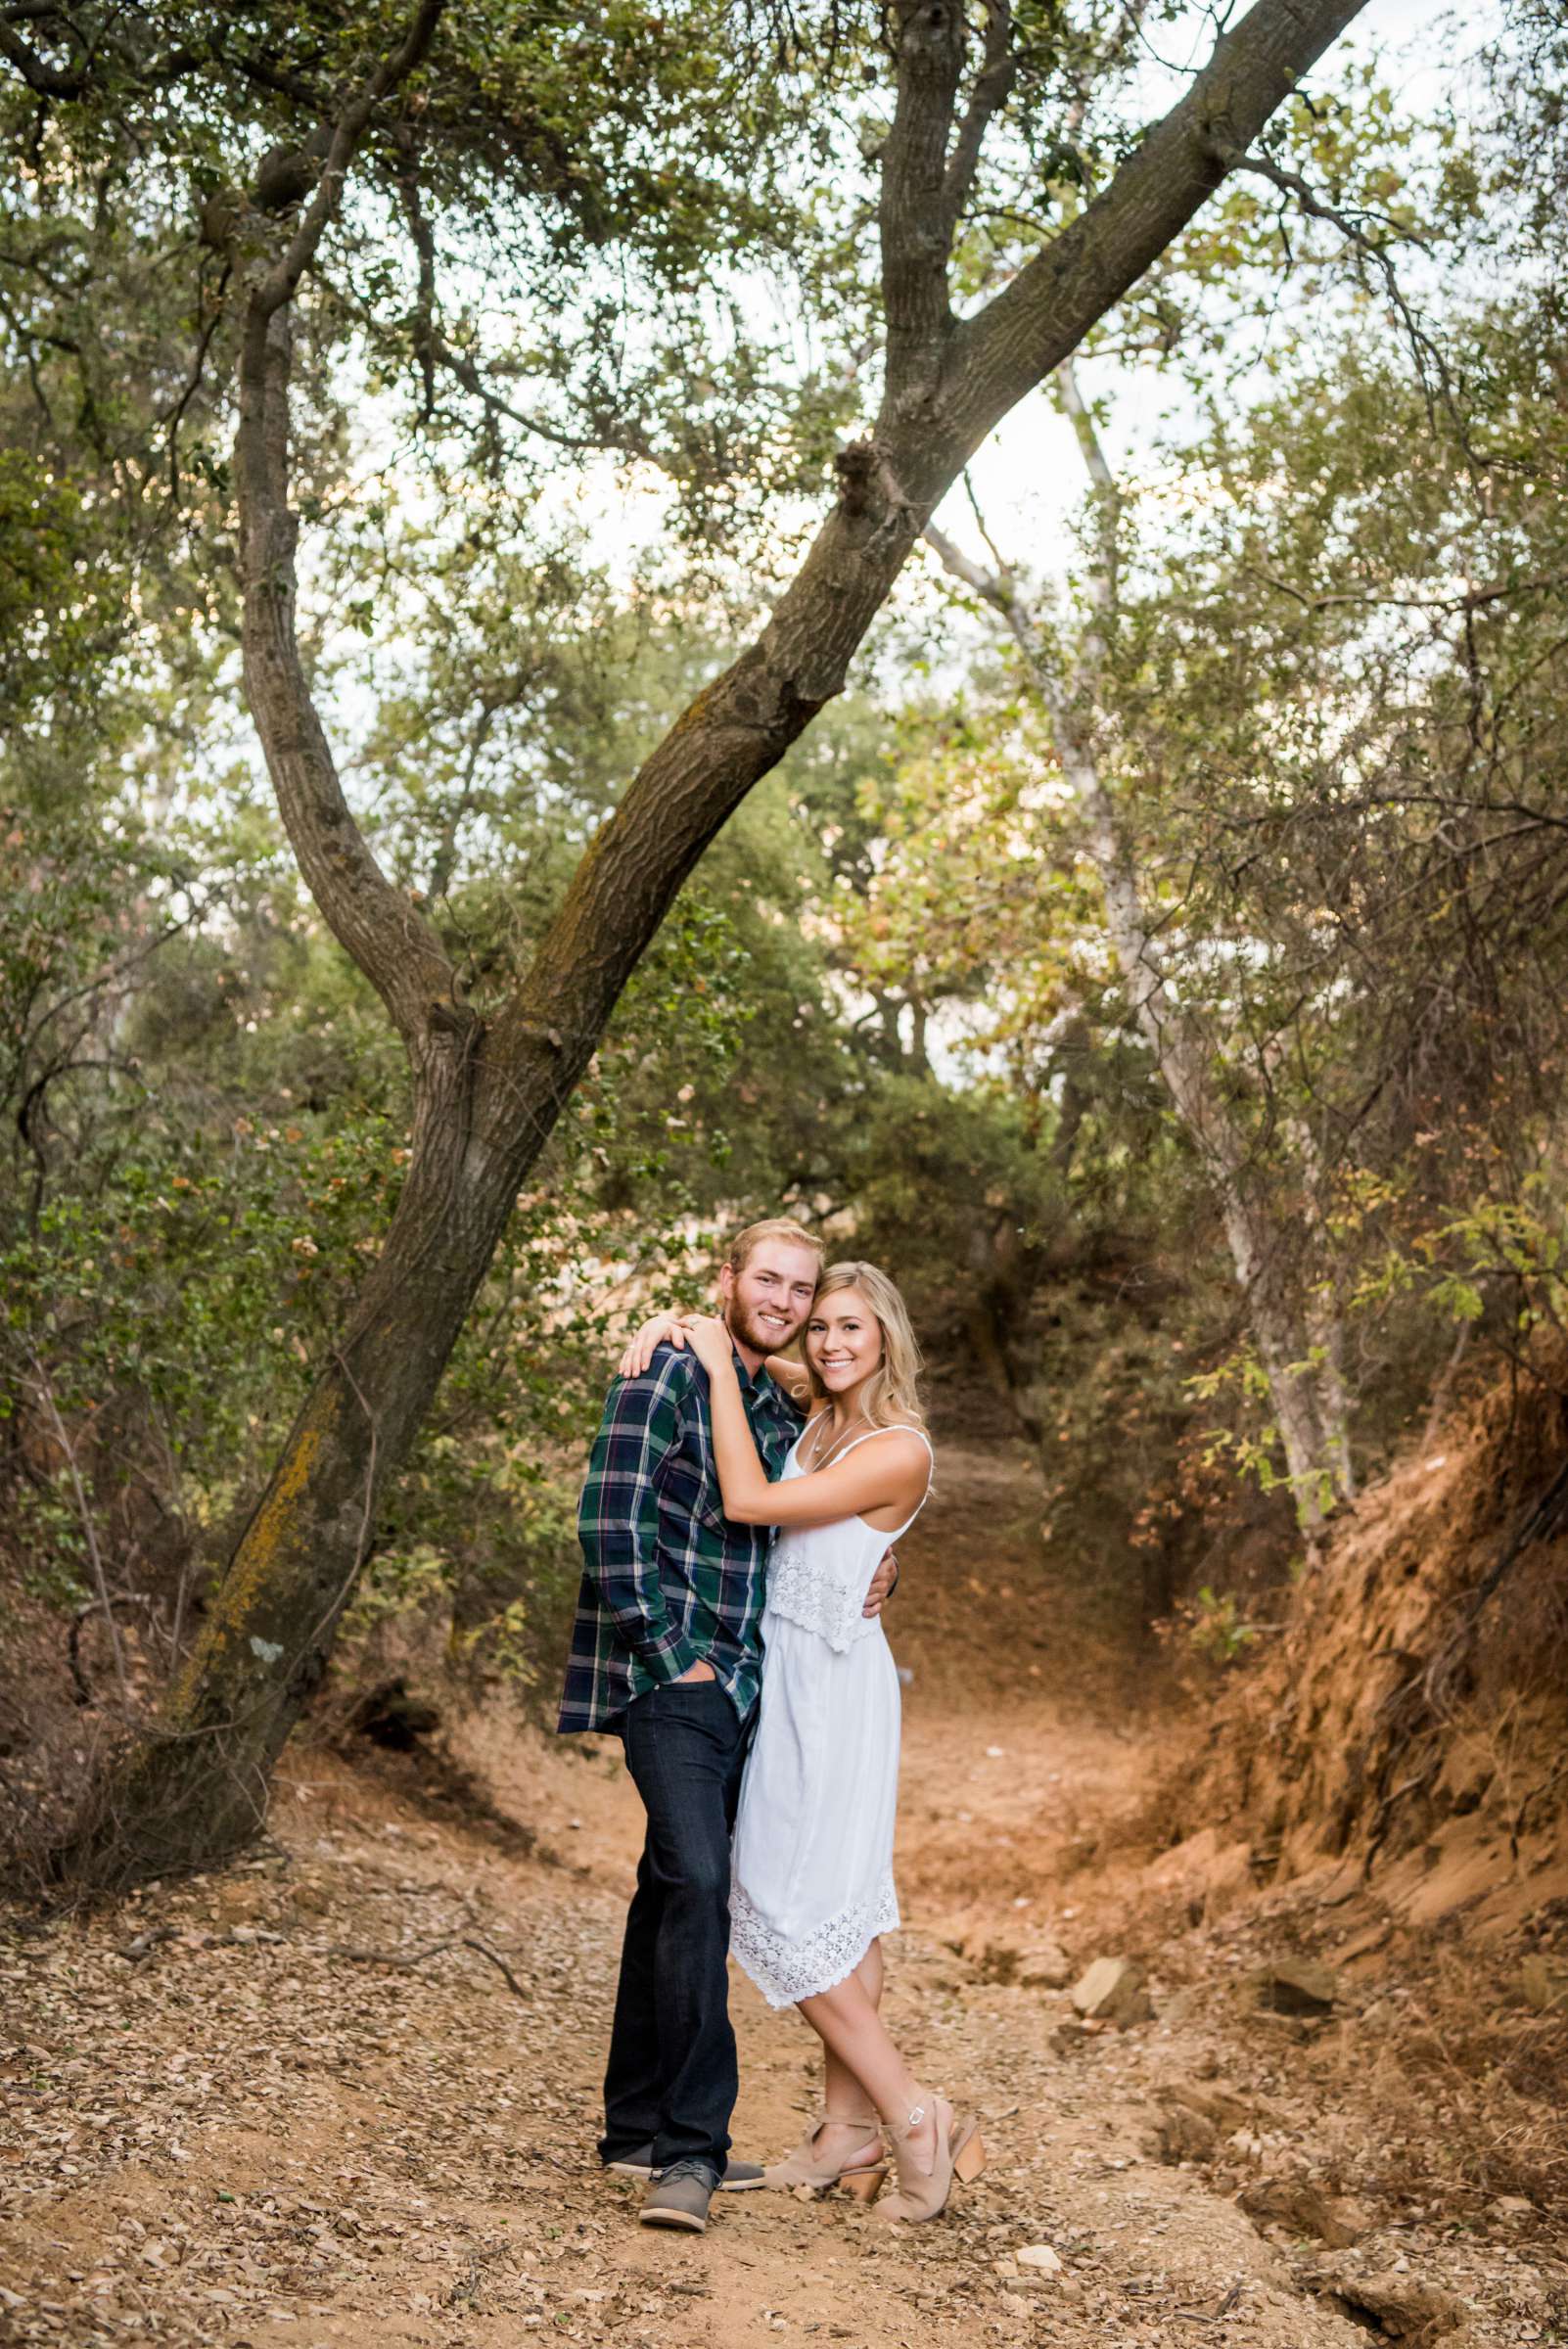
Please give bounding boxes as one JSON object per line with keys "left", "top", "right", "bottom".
{"left": 600, "top": 1677, "right": 754, "bottom": 2173}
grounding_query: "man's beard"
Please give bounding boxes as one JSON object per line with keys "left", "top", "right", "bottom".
{"left": 726, "top": 1301, "right": 806, "bottom": 1359}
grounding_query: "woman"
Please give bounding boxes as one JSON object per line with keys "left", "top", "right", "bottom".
{"left": 620, "top": 1263, "right": 984, "bottom": 2225}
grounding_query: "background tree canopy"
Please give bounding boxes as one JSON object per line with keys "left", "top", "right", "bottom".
{"left": 3, "top": 0, "right": 1567, "bottom": 1893}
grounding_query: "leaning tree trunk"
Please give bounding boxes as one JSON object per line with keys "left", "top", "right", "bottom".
{"left": 56, "top": 0, "right": 1372, "bottom": 1891}
{"left": 61, "top": 1053, "right": 529, "bottom": 1883}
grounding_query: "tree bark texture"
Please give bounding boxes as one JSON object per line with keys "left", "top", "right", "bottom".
{"left": 60, "top": 0, "right": 1373, "bottom": 1889}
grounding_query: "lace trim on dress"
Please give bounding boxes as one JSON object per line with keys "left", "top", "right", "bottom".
{"left": 764, "top": 1544, "right": 883, "bottom": 1652}
{"left": 729, "top": 1874, "right": 900, "bottom": 2009}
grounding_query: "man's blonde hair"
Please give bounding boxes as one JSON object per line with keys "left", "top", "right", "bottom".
{"left": 725, "top": 1218, "right": 825, "bottom": 1277}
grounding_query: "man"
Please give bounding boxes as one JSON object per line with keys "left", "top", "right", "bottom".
{"left": 557, "top": 1219, "right": 897, "bottom": 2234}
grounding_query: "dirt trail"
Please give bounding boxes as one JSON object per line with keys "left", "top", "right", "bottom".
{"left": 3, "top": 1419, "right": 1562, "bottom": 2348}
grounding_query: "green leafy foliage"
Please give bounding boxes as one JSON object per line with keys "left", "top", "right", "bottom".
{"left": 5, "top": 0, "right": 1568, "bottom": 1759}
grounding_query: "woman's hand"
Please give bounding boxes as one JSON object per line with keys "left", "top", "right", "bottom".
{"left": 684, "top": 1314, "right": 734, "bottom": 1376}
{"left": 617, "top": 1310, "right": 691, "bottom": 1380}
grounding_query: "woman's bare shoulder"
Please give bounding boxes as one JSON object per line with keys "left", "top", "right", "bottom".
{"left": 862, "top": 1421, "right": 932, "bottom": 1455}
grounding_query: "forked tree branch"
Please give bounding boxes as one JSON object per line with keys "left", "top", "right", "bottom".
{"left": 944, "top": 0, "right": 1372, "bottom": 449}
{"left": 44, "top": 0, "right": 1380, "bottom": 1892}
{"left": 486, "top": 0, "right": 1374, "bottom": 1114}
{"left": 254, "top": 0, "right": 445, "bottom": 320}
{"left": 942, "top": 0, "right": 1016, "bottom": 234}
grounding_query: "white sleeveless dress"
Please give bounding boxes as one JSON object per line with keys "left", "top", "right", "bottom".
{"left": 728, "top": 1425, "right": 933, "bottom": 2008}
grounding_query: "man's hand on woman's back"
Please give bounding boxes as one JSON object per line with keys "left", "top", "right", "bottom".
{"left": 863, "top": 1550, "right": 899, "bottom": 1617}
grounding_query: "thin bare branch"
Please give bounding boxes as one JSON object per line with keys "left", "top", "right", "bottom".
{"left": 424, "top": 327, "right": 658, "bottom": 462}
{"left": 327, "top": 1933, "right": 530, "bottom": 2001}
{"left": 254, "top": 0, "right": 446, "bottom": 322}
{"left": 1243, "top": 566, "right": 1568, "bottom": 616}
{"left": 942, "top": 0, "right": 1016, "bottom": 232}
{"left": 1220, "top": 145, "right": 1450, "bottom": 405}
{"left": 946, "top": 0, "right": 1373, "bottom": 452}
{"left": 27, "top": 1356, "right": 131, "bottom": 1712}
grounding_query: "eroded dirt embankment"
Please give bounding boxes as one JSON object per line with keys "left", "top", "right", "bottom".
{"left": 1165, "top": 1369, "right": 1568, "bottom": 1919}
{"left": 3, "top": 1405, "right": 1565, "bottom": 2349}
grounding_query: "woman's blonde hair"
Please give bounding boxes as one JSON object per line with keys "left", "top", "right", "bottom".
{"left": 806, "top": 1262, "right": 927, "bottom": 1432}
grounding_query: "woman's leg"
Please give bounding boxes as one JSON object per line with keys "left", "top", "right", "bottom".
{"left": 818, "top": 1938, "right": 885, "bottom": 2154}
{"left": 797, "top": 1952, "right": 938, "bottom": 2174}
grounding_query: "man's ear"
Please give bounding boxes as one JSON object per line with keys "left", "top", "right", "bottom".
{"left": 717, "top": 1262, "right": 736, "bottom": 1307}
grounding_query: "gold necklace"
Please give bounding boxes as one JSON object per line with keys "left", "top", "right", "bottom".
{"left": 805, "top": 1411, "right": 872, "bottom": 1471}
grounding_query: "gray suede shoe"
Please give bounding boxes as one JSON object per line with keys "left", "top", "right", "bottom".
{"left": 639, "top": 2160, "right": 717, "bottom": 2232}
{"left": 606, "top": 2145, "right": 764, "bottom": 2190}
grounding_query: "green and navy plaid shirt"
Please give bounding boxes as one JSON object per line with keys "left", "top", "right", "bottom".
{"left": 556, "top": 1341, "right": 803, "bottom": 1735}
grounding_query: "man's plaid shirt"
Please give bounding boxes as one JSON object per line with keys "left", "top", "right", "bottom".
{"left": 556, "top": 1341, "right": 803, "bottom": 1735}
